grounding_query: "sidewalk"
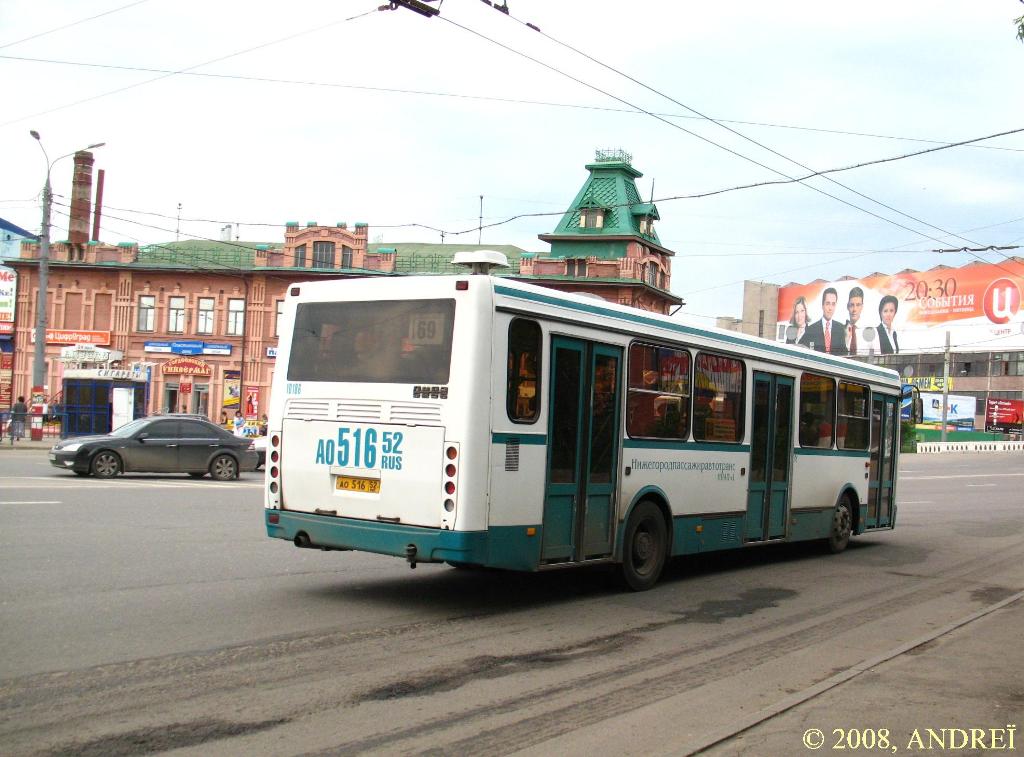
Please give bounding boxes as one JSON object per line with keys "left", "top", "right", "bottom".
{"left": 0, "top": 436, "right": 58, "bottom": 451}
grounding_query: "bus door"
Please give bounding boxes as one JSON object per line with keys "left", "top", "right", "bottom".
{"left": 868, "top": 395, "right": 898, "bottom": 528}
{"left": 541, "top": 337, "right": 622, "bottom": 563}
{"left": 745, "top": 372, "right": 794, "bottom": 541}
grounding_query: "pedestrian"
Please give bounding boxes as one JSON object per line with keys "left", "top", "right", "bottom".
{"left": 232, "top": 410, "right": 245, "bottom": 437}
{"left": 11, "top": 395, "right": 28, "bottom": 445}
{"left": 220, "top": 411, "right": 228, "bottom": 427}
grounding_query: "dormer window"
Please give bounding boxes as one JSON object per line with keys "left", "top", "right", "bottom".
{"left": 579, "top": 208, "right": 605, "bottom": 229}
{"left": 639, "top": 217, "right": 655, "bottom": 235}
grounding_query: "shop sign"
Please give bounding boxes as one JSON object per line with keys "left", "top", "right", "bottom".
{"left": 171, "top": 340, "right": 204, "bottom": 356}
{"left": 63, "top": 368, "right": 147, "bottom": 381}
{"left": 35, "top": 329, "right": 111, "bottom": 345}
{"left": 162, "top": 357, "right": 212, "bottom": 376}
{"left": 907, "top": 376, "right": 954, "bottom": 392}
{"left": 0, "top": 322, "right": 12, "bottom": 335}
{"left": 266, "top": 346, "right": 278, "bottom": 358}
{"left": 145, "top": 340, "right": 233, "bottom": 355}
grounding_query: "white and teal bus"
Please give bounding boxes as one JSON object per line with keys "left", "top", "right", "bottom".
{"left": 264, "top": 260, "right": 904, "bottom": 590}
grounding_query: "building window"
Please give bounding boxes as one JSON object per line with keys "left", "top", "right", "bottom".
{"left": 168, "top": 296, "right": 185, "bottom": 333}
{"left": 275, "top": 300, "right": 284, "bottom": 337}
{"left": 312, "top": 241, "right": 335, "bottom": 268}
{"left": 294, "top": 244, "right": 306, "bottom": 267}
{"left": 137, "top": 295, "right": 155, "bottom": 332}
{"left": 566, "top": 259, "right": 588, "bottom": 277}
{"left": 342, "top": 245, "right": 353, "bottom": 269}
{"left": 506, "top": 319, "right": 541, "bottom": 423}
{"left": 692, "top": 353, "right": 744, "bottom": 443}
{"left": 627, "top": 342, "right": 690, "bottom": 439}
{"left": 646, "top": 263, "right": 658, "bottom": 287}
{"left": 579, "top": 208, "right": 604, "bottom": 228}
{"left": 799, "top": 373, "right": 836, "bottom": 448}
{"left": 227, "top": 298, "right": 245, "bottom": 336}
{"left": 197, "top": 297, "right": 215, "bottom": 335}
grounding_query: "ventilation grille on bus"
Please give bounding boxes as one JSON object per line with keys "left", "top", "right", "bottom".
{"left": 504, "top": 439, "right": 520, "bottom": 472}
{"left": 721, "top": 521, "right": 738, "bottom": 543}
{"left": 336, "top": 401, "right": 384, "bottom": 422}
{"left": 389, "top": 403, "right": 442, "bottom": 425}
{"left": 285, "top": 400, "right": 331, "bottom": 419}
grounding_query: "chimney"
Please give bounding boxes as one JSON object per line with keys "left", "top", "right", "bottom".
{"left": 69, "top": 150, "right": 95, "bottom": 260}
{"left": 92, "top": 168, "right": 105, "bottom": 242}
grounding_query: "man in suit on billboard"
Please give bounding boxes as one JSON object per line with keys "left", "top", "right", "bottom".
{"left": 800, "top": 287, "right": 848, "bottom": 355}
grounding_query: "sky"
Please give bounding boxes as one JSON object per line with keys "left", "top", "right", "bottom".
{"left": 1, "top": 0, "right": 1023, "bottom": 326}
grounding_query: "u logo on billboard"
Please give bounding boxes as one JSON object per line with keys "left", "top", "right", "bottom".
{"left": 983, "top": 278, "right": 1021, "bottom": 324}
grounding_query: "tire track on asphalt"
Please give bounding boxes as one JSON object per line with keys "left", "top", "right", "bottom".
{"left": 305, "top": 544, "right": 1024, "bottom": 756}
{"left": 3, "top": 544, "right": 1021, "bottom": 756}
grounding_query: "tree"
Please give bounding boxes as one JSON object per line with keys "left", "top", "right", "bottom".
{"left": 1017, "top": 1, "right": 1024, "bottom": 43}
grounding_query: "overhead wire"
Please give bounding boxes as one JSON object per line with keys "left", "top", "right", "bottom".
{"left": 3, "top": 51, "right": 1022, "bottom": 153}
{"left": 0, "top": 5, "right": 371, "bottom": 128}
{"left": 495, "top": 5, "right": 991, "bottom": 249}
{"left": 453, "top": 6, "right": 1010, "bottom": 255}
{"left": 0, "top": 0, "right": 155, "bottom": 50}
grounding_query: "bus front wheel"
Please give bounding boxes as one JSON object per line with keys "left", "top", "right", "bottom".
{"left": 621, "top": 501, "right": 668, "bottom": 591}
{"left": 827, "top": 500, "right": 853, "bottom": 554}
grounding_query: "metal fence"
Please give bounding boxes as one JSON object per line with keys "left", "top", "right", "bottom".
{"left": 0, "top": 411, "right": 67, "bottom": 441}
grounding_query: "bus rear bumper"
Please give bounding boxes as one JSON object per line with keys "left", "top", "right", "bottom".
{"left": 266, "top": 509, "right": 491, "bottom": 566}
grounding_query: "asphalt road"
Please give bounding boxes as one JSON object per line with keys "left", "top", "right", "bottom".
{"left": 0, "top": 451, "right": 1021, "bottom": 756}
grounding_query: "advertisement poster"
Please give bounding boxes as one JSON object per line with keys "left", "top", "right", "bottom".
{"left": 985, "top": 398, "right": 1024, "bottom": 434}
{"left": 223, "top": 370, "right": 240, "bottom": 408}
{"left": 0, "top": 350, "right": 12, "bottom": 407}
{"left": 0, "top": 266, "right": 15, "bottom": 327}
{"left": 777, "top": 260, "right": 1024, "bottom": 356}
{"left": 920, "top": 392, "right": 976, "bottom": 430}
{"left": 243, "top": 386, "right": 259, "bottom": 419}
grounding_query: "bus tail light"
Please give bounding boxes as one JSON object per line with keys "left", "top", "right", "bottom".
{"left": 442, "top": 442, "right": 460, "bottom": 523}
{"left": 268, "top": 433, "right": 282, "bottom": 505}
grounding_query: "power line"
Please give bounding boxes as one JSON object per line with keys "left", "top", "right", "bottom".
{"left": 3, "top": 51, "right": 1021, "bottom": 153}
{"left": 0, "top": 0, "right": 154, "bottom": 50}
{"left": 495, "top": 7, "right": 985, "bottom": 250}
{"left": 0, "top": 10, "right": 370, "bottom": 127}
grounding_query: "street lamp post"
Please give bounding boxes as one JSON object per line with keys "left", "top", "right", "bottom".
{"left": 29, "top": 131, "right": 105, "bottom": 395}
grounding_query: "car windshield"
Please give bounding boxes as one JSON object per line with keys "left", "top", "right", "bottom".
{"left": 109, "top": 418, "right": 153, "bottom": 438}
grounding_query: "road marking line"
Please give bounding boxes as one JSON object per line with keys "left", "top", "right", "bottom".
{"left": 0, "top": 500, "right": 62, "bottom": 504}
{"left": 966, "top": 483, "right": 997, "bottom": 487}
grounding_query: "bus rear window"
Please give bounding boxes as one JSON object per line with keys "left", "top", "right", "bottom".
{"left": 287, "top": 299, "right": 456, "bottom": 384}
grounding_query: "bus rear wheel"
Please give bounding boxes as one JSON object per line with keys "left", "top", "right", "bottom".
{"left": 621, "top": 501, "right": 668, "bottom": 591}
{"left": 827, "top": 500, "right": 853, "bottom": 554}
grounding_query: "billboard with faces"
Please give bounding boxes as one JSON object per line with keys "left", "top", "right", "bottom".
{"left": 776, "top": 260, "right": 1024, "bottom": 356}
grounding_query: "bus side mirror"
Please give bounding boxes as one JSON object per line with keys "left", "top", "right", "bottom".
{"left": 913, "top": 398, "right": 924, "bottom": 425}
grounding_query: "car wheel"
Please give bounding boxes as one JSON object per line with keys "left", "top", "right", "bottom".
{"left": 210, "top": 454, "right": 238, "bottom": 481}
{"left": 188, "top": 472, "right": 206, "bottom": 479}
{"left": 91, "top": 451, "right": 121, "bottom": 479}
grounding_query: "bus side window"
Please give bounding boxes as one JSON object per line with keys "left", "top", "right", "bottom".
{"left": 507, "top": 319, "right": 541, "bottom": 423}
{"left": 692, "top": 353, "right": 744, "bottom": 443}
{"left": 799, "top": 373, "right": 836, "bottom": 448}
{"left": 837, "top": 381, "right": 870, "bottom": 450}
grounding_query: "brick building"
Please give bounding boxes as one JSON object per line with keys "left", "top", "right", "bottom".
{"left": 6, "top": 149, "right": 682, "bottom": 429}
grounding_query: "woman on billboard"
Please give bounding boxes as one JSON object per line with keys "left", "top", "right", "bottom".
{"left": 786, "top": 296, "right": 809, "bottom": 345}
{"left": 877, "top": 295, "right": 900, "bottom": 354}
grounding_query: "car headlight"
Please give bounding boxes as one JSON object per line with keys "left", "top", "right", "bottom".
{"left": 60, "top": 443, "right": 83, "bottom": 452}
